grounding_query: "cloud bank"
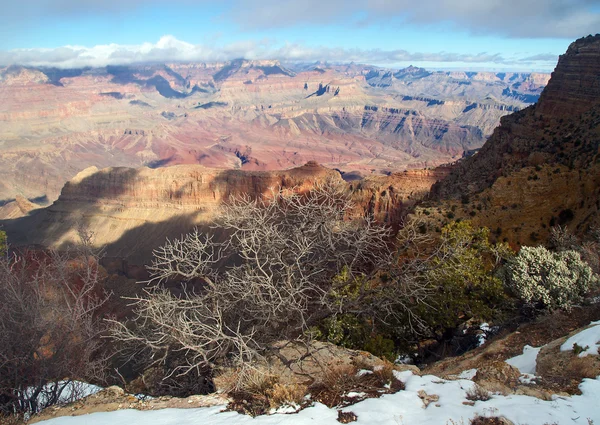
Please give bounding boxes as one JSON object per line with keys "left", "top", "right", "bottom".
{"left": 0, "top": 35, "right": 558, "bottom": 70}
{"left": 2, "top": 0, "right": 598, "bottom": 39}
{"left": 228, "top": 0, "right": 600, "bottom": 39}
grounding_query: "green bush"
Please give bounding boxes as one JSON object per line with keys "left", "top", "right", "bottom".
{"left": 322, "top": 314, "right": 366, "bottom": 348}
{"left": 505, "top": 246, "right": 598, "bottom": 311}
{"left": 421, "top": 221, "right": 513, "bottom": 334}
{"left": 0, "top": 230, "right": 6, "bottom": 256}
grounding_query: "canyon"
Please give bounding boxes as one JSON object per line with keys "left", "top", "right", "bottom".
{"left": 7, "top": 33, "right": 600, "bottom": 266}
{"left": 0, "top": 60, "right": 547, "bottom": 205}
{"left": 4, "top": 33, "right": 600, "bottom": 265}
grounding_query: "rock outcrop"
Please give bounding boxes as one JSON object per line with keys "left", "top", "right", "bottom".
{"left": 430, "top": 34, "right": 600, "bottom": 242}
{"left": 537, "top": 34, "right": 600, "bottom": 118}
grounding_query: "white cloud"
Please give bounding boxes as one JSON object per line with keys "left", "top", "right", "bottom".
{"left": 1, "top": 0, "right": 598, "bottom": 39}
{"left": 228, "top": 0, "right": 600, "bottom": 39}
{"left": 0, "top": 35, "right": 559, "bottom": 69}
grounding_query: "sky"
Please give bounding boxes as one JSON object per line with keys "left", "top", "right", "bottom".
{"left": 0, "top": 0, "right": 598, "bottom": 71}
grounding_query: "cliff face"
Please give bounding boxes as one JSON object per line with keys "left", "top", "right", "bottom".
{"left": 433, "top": 34, "right": 600, "bottom": 199}
{"left": 537, "top": 35, "right": 600, "bottom": 118}
{"left": 430, "top": 34, "right": 600, "bottom": 242}
{"left": 2, "top": 162, "right": 445, "bottom": 265}
{"left": 58, "top": 161, "right": 334, "bottom": 209}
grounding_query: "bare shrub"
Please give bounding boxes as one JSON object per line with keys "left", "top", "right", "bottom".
{"left": 549, "top": 225, "right": 580, "bottom": 251}
{"left": 111, "top": 181, "right": 392, "bottom": 379}
{"left": 549, "top": 225, "right": 600, "bottom": 274}
{"left": 470, "top": 417, "right": 508, "bottom": 425}
{"left": 0, "top": 245, "right": 109, "bottom": 415}
{"left": 337, "top": 411, "right": 358, "bottom": 423}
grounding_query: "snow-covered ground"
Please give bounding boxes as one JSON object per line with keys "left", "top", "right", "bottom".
{"left": 36, "top": 372, "right": 600, "bottom": 425}
{"left": 36, "top": 322, "right": 600, "bottom": 425}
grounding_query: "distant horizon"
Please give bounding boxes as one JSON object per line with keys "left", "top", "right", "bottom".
{"left": 1, "top": 59, "right": 556, "bottom": 75}
{"left": 0, "top": 37, "right": 560, "bottom": 74}
{"left": 2, "top": 1, "right": 598, "bottom": 73}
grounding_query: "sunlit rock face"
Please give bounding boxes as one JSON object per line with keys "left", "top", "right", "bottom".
{"left": 430, "top": 35, "right": 600, "bottom": 245}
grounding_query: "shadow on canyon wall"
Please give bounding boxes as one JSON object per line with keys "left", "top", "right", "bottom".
{"left": 0, "top": 163, "right": 376, "bottom": 278}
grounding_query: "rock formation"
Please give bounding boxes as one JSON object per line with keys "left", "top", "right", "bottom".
{"left": 1, "top": 161, "right": 445, "bottom": 266}
{"left": 430, "top": 34, "right": 600, "bottom": 244}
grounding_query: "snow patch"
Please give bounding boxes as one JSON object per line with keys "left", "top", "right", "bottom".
{"left": 505, "top": 345, "right": 542, "bottom": 374}
{"left": 458, "top": 369, "right": 478, "bottom": 380}
{"left": 560, "top": 320, "right": 600, "bottom": 357}
{"left": 395, "top": 354, "right": 414, "bottom": 365}
{"left": 477, "top": 323, "right": 490, "bottom": 347}
{"left": 345, "top": 392, "right": 367, "bottom": 398}
{"left": 269, "top": 403, "right": 302, "bottom": 414}
{"left": 518, "top": 373, "right": 539, "bottom": 385}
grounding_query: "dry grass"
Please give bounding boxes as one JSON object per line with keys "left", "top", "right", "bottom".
{"left": 0, "top": 415, "right": 22, "bottom": 425}
{"left": 226, "top": 366, "right": 280, "bottom": 416}
{"left": 309, "top": 362, "right": 405, "bottom": 408}
{"left": 567, "top": 357, "right": 599, "bottom": 381}
{"left": 225, "top": 366, "right": 309, "bottom": 416}
{"left": 234, "top": 366, "right": 279, "bottom": 395}
{"left": 310, "top": 364, "right": 361, "bottom": 407}
{"left": 267, "top": 382, "right": 307, "bottom": 410}
{"left": 364, "top": 361, "right": 405, "bottom": 392}
{"left": 465, "top": 385, "right": 492, "bottom": 402}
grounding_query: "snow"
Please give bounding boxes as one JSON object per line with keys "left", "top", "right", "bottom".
{"left": 26, "top": 381, "right": 102, "bottom": 410}
{"left": 477, "top": 323, "right": 490, "bottom": 347}
{"left": 345, "top": 392, "right": 367, "bottom": 398}
{"left": 505, "top": 345, "right": 542, "bottom": 374}
{"left": 35, "top": 371, "right": 600, "bottom": 425}
{"left": 457, "top": 369, "right": 477, "bottom": 380}
{"left": 560, "top": 320, "right": 600, "bottom": 357}
{"left": 395, "top": 354, "right": 414, "bottom": 365}
{"left": 518, "top": 373, "right": 539, "bottom": 385}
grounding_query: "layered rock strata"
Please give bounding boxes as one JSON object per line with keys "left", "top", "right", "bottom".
{"left": 2, "top": 162, "right": 446, "bottom": 265}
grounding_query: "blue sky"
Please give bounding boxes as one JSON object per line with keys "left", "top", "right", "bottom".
{"left": 0, "top": 0, "right": 598, "bottom": 71}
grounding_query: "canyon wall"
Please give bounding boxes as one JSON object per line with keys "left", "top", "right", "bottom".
{"left": 2, "top": 162, "right": 446, "bottom": 266}
{"left": 430, "top": 34, "right": 600, "bottom": 245}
